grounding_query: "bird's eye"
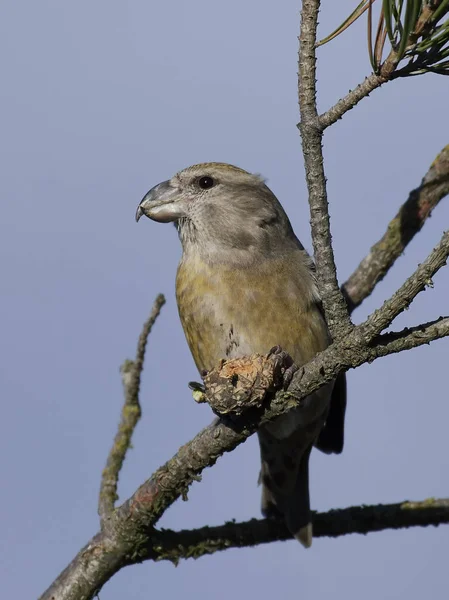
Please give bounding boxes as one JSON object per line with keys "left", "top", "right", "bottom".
{"left": 198, "top": 176, "right": 215, "bottom": 190}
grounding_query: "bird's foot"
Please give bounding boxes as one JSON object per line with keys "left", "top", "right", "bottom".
{"left": 267, "top": 345, "right": 299, "bottom": 390}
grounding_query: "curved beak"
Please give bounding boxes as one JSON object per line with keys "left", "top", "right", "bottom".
{"left": 135, "top": 180, "right": 187, "bottom": 223}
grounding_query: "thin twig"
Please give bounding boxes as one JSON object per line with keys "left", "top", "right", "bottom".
{"left": 318, "top": 1, "right": 447, "bottom": 129}
{"left": 343, "top": 145, "right": 449, "bottom": 312}
{"left": 318, "top": 37, "right": 400, "bottom": 130}
{"left": 318, "top": 67, "right": 392, "bottom": 130}
{"left": 360, "top": 230, "right": 449, "bottom": 340}
{"left": 98, "top": 294, "right": 166, "bottom": 524}
{"left": 298, "top": 0, "right": 353, "bottom": 339}
{"left": 373, "top": 316, "right": 449, "bottom": 356}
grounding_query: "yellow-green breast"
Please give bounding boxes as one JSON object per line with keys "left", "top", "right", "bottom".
{"left": 176, "top": 251, "right": 330, "bottom": 374}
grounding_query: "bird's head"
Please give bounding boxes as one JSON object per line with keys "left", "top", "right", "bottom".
{"left": 136, "top": 162, "right": 300, "bottom": 265}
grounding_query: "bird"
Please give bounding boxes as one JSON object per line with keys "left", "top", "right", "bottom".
{"left": 136, "top": 162, "right": 346, "bottom": 547}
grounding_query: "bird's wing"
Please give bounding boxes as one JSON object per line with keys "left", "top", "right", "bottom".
{"left": 314, "top": 370, "right": 346, "bottom": 454}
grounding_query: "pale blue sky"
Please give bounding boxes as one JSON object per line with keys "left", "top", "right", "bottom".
{"left": 1, "top": 1, "right": 449, "bottom": 598}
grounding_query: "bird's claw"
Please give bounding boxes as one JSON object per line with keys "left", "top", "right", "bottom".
{"left": 267, "top": 346, "right": 299, "bottom": 390}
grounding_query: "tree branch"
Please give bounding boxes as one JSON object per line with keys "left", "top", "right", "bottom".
{"left": 318, "top": 68, "right": 393, "bottom": 131}
{"left": 98, "top": 294, "right": 166, "bottom": 523}
{"left": 373, "top": 316, "right": 449, "bottom": 356}
{"left": 113, "top": 307, "right": 449, "bottom": 541}
{"left": 360, "top": 230, "right": 449, "bottom": 341}
{"left": 40, "top": 303, "right": 449, "bottom": 600}
{"left": 317, "top": 1, "right": 449, "bottom": 129}
{"left": 343, "top": 145, "right": 449, "bottom": 312}
{"left": 298, "top": 0, "right": 353, "bottom": 340}
{"left": 143, "top": 497, "right": 449, "bottom": 563}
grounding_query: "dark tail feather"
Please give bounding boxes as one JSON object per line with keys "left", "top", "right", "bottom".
{"left": 258, "top": 428, "right": 314, "bottom": 548}
{"left": 284, "top": 445, "right": 313, "bottom": 547}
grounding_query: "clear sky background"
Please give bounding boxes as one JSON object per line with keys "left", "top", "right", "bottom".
{"left": 1, "top": 1, "right": 449, "bottom": 598}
